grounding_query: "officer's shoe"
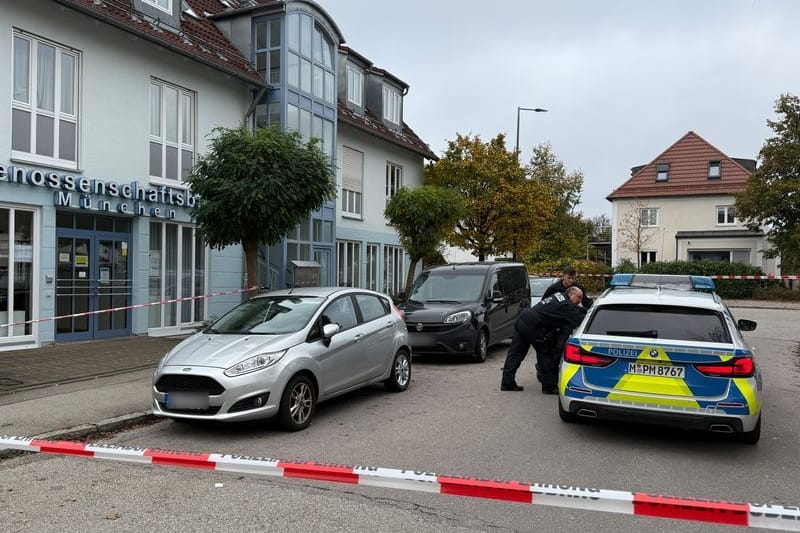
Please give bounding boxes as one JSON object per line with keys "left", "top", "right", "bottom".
{"left": 501, "top": 383, "right": 524, "bottom": 391}
{"left": 541, "top": 386, "right": 558, "bottom": 395}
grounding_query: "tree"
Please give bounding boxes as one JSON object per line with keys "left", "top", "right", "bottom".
{"left": 736, "top": 93, "right": 800, "bottom": 269}
{"left": 425, "top": 133, "right": 552, "bottom": 260}
{"left": 617, "top": 198, "right": 656, "bottom": 268}
{"left": 384, "top": 185, "right": 465, "bottom": 293}
{"left": 493, "top": 178, "right": 555, "bottom": 261}
{"left": 526, "top": 143, "right": 587, "bottom": 261}
{"left": 187, "top": 126, "right": 336, "bottom": 289}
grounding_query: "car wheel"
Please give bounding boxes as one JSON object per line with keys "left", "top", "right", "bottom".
{"left": 384, "top": 349, "right": 411, "bottom": 392}
{"left": 471, "top": 329, "right": 488, "bottom": 363}
{"left": 736, "top": 414, "right": 761, "bottom": 445}
{"left": 558, "top": 399, "right": 577, "bottom": 423}
{"left": 279, "top": 374, "right": 316, "bottom": 431}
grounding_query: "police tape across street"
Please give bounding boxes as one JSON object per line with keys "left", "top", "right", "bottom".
{"left": 1, "top": 435, "right": 798, "bottom": 530}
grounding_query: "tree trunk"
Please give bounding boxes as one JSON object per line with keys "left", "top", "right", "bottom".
{"left": 243, "top": 239, "right": 260, "bottom": 296}
{"left": 404, "top": 258, "right": 419, "bottom": 298}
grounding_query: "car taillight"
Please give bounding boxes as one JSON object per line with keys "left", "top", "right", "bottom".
{"left": 563, "top": 344, "right": 615, "bottom": 367}
{"left": 694, "top": 357, "right": 754, "bottom": 378}
{"left": 392, "top": 304, "right": 405, "bottom": 321}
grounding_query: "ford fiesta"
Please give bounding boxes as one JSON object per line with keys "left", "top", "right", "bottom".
{"left": 152, "top": 287, "right": 410, "bottom": 431}
{"left": 558, "top": 274, "right": 763, "bottom": 444}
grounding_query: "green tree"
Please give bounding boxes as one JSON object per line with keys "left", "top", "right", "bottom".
{"left": 736, "top": 94, "right": 800, "bottom": 270}
{"left": 425, "top": 133, "right": 552, "bottom": 261}
{"left": 526, "top": 143, "right": 588, "bottom": 261}
{"left": 187, "top": 126, "right": 336, "bottom": 289}
{"left": 384, "top": 185, "right": 465, "bottom": 293}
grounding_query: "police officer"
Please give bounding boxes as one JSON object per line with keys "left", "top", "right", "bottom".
{"left": 542, "top": 266, "right": 593, "bottom": 309}
{"left": 500, "top": 286, "right": 587, "bottom": 394}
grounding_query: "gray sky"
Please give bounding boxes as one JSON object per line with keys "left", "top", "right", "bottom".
{"left": 317, "top": 0, "right": 800, "bottom": 218}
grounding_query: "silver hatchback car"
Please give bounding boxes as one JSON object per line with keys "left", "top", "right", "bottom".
{"left": 152, "top": 287, "right": 410, "bottom": 431}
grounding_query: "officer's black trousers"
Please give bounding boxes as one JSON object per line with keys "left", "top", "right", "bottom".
{"left": 501, "top": 319, "right": 551, "bottom": 388}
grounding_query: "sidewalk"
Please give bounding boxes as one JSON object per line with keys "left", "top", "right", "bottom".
{"left": 1, "top": 299, "right": 798, "bottom": 448}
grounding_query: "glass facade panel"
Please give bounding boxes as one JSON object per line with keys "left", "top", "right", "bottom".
{"left": 181, "top": 227, "right": 193, "bottom": 323}
{"left": 13, "top": 36, "right": 29, "bottom": 103}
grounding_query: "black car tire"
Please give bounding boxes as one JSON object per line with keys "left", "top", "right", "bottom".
{"left": 736, "top": 414, "right": 761, "bottom": 445}
{"left": 558, "top": 399, "right": 577, "bottom": 423}
{"left": 471, "top": 329, "right": 488, "bottom": 363}
{"left": 384, "top": 349, "right": 411, "bottom": 392}
{"left": 279, "top": 374, "right": 316, "bottom": 431}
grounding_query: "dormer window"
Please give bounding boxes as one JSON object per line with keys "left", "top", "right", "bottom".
{"left": 382, "top": 85, "right": 401, "bottom": 124}
{"left": 708, "top": 160, "right": 721, "bottom": 179}
{"left": 347, "top": 65, "right": 363, "bottom": 107}
{"left": 655, "top": 163, "right": 669, "bottom": 182}
{"left": 143, "top": 0, "right": 171, "bottom": 13}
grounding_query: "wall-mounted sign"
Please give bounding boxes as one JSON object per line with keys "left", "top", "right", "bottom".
{"left": 75, "top": 255, "right": 88, "bottom": 267}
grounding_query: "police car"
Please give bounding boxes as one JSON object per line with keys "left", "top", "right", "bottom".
{"left": 558, "top": 274, "right": 763, "bottom": 444}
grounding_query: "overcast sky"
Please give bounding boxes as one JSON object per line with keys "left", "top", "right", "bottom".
{"left": 317, "top": 0, "right": 800, "bottom": 218}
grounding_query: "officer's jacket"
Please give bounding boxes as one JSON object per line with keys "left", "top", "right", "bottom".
{"left": 522, "top": 292, "right": 587, "bottom": 334}
{"left": 542, "top": 280, "right": 594, "bottom": 308}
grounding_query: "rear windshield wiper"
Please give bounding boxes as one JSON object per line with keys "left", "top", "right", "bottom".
{"left": 606, "top": 330, "right": 658, "bottom": 338}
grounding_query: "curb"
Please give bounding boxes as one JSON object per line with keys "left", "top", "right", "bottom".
{"left": 0, "top": 411, "right": 156, "bottom": 461}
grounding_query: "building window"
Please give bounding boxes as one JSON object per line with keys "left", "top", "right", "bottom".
{"left": 12, "top": 31, "right": 80, "bottom": 168}
{"left": 337, "top": 240, "right": 361, "bottom": 287}
{"left": 0, "top": 207, "right": 35, "bottom": 338}
{"left": 382, "top": 85, "right": 401, "bottom": 124}
{"left": 254, "top": 18, "right": 282, "bottom": 84}
{"left": 384, "top": 245, "right": 404, "bottom": 297}
{"left": 149, "top": 79, "right": 195, "bottom": 181}
{"left": 143, "top": 0, "right": 171, "bottom": 13}
{"left": 148, "top": 222, "right": 207, "bottom": 330}
{"left": 287, "top": 103, "right": 334, "bottom": 158}
{"left": 287, "top": 12, "right": 335, "bottom": 104}
{"left": 366, "top": 243, "right": 379, "bottom": 291}
{"left": 708, "top": 161, "right": 721, "bottom": 179}
{"left": 716, "top": 205, "right": 736, "bottom": 225}
{"left": 342, "top": 146, "right": 363, "bottom": 217}
{"left": 640, "top": 208, "right": 658, "bottom": 227}
{"left": 640, "top": 251, "right": 657, "bottom": 265}
{"left": 386, "top": 162, "right": 403, "bottom": 207}
{"left": 655, "top": 163, "right": 669, "bottom": 182}
{"left": 347, "top": 65, "right": 363, "bottom": 107}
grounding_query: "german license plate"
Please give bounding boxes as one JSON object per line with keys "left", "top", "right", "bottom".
{"left": 165, "top": 392, "right": 209, "bottom": 410}
{"left": 627, "top": 362, "right": 684, "bottom": 378}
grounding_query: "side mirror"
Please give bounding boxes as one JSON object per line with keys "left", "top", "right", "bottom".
{"left": 737, "top": 319, "right": 757, "bottom": 332}
{"left": 322, "top": 323, "right": 340, "bottom": 347}
{"left": 491, "top": 289, "right": 504, "bottom": 302}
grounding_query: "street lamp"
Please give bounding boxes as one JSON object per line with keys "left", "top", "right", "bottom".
{"left": 515, "top": 107, "right": 548, "bottom": 161}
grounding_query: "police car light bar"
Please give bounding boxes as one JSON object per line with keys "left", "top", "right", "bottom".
{"left": 609, "top": 274, "right": 716, "bottom": 291}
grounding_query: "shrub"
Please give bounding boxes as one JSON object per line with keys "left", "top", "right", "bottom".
{"left": 638, "top": 260, "right": 775, "bottom": 299}
{"left": 526, "top": 258, "right": 612, "bottom": 295}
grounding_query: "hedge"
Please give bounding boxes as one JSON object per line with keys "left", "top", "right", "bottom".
{"left": 637, "top": 260, "right": 780, "bottom": 299}
{"left": 527, "top": 259, "right": 612, "bottom": 295}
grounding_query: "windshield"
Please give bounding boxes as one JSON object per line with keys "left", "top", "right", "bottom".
{"left": 530, "top": 278, "right": 555, "bottom": 297}
{"left": 408, "top": 271, "right": 485, "bottom": 304}
{"left": 207, "top": 296, "right": 322, "bottom": 335}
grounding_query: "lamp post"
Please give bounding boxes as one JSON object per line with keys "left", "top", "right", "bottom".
{"left": 515, "top": 107, "right": 548, "bottom": 162}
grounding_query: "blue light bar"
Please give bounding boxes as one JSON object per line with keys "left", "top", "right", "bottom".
{"left": 609, "top": 274, "right": 716, "bottom": 291}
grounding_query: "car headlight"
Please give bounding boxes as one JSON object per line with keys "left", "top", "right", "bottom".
{"left": 443, "top": 311, "right": 471, "bottom": 324}
{"left": 224, "top": 350, "right": 287, "bottom": 377}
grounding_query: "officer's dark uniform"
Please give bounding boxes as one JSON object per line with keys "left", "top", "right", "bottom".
{"left": 500, "top": 292, "right": 587, "bottom": 393}
{"left": 542, "top": 280, "right": 594, "bottom": 309}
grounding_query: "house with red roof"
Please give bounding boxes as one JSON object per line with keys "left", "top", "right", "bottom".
{"left": 607, "top": 131, "right": 778, "bottom": 274}
{"left": 1, "top": 0, "right": 437, "bottom": 349}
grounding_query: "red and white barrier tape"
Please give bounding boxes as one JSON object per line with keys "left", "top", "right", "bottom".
{"left": 0, "top": 287, "right": 259, "bottom": 330}
{"left": 1, "top": 435, "right": 798, "bottom": 530}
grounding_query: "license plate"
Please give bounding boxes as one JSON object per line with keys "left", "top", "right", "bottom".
{"left": 627, "top": 362, "right": 684, "bottom": 378}
{"left": 165, "top": 392, "right": 209, "bottom": 410}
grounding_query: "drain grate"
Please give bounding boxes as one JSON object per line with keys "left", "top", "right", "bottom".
{"left": 0, "top": 378, "right": 23, "bottom": 386}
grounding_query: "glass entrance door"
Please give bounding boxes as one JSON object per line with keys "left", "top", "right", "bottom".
{"left": 313, "top": 248, "right": 332, "bottom": 286}
{"left": 55, "top": 215, "right": 132, "bottom": 341}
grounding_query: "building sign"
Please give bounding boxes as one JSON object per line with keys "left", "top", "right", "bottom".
{"left": 0, "top": 163, "right": 197, "bottom": 219}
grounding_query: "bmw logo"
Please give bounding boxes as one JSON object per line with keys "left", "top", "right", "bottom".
{"left": 649, "top": 349, "right": 659, "bottom": 358}
{"left": 416, "top": 323, "right": 424, "bottom": 332}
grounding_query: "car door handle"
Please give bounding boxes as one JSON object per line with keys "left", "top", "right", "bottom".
{"left": 354, "top": 334, "right": 364, "bottom": 342}
{"left": 385, "top": 322, "right": 394, "bottom": 329}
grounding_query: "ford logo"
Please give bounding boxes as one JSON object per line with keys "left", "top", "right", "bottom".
{"left": 649, "top": 349, "right": 659, "bottom": 358}
{"left": 415, "top": 323, "right": 424, "bottom": 332}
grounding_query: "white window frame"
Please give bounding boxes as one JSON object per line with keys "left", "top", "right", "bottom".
{"left": 716, "top": 205, "right": 736, "bottom": 226}
{"left": 143, "top": 0, "right": 172, "bottom": 13}
{"left": 149, "top": 78, "right": 196, "bottom": 185}
{"left": 385, "top": 162, "right": 403, "bottom": 201}
{"left": 346, "top": 65, "right": 363, "bottom": 107}
{"left": 383, "top": 245, "right": 405, "bottom": 297}
{"left": 11, "top": 30, "right": 80, "bottom": 170}
{"left": 342, "top": 190, "right": 362, "bottom": 218}
{"left": 708, "top": 161, "right": 721, "bottom": 179}
{"left": 366, "top": 243, "right": 379, "bottom": 291}
{"left": 337, "top": 240, "right": 361, "bottom": 287}
{"left": 382, "top": 85, "right": 401, "bottom": 124}
{"left": 640, "top": 208, "right": 659, "bottom": 227}
{"left": 640, "top": 250, "right": 657, "bottom": 265}
{"left": 655, "top": 163, "right": 669, "bottom": 182}
{"left": 0, "top": 205, "right": 39, "bottom": 345}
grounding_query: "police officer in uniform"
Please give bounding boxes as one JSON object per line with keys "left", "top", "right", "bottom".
{"left": 542, "top": 266, "right": 593, "bottom": 309}
{"left": 500, "top": 286, "right": 587, "bottom": 394}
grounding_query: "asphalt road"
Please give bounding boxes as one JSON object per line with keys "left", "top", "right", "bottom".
{"left": 2, "top": 306, "right": 799, "bottom": 532}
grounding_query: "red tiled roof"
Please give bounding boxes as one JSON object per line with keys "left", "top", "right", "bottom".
{"left": 53, "top": 0, "right": 265, "bottom": 85}
{"left": 338, "top": 103, "right": 438, "bottom": 161}
{"left": 607, "top": 131, "right": 754, "bottom": 200}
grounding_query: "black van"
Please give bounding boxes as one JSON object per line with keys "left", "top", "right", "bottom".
{"left": 398, "top": 262, "right": 530, "bottom": 362}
